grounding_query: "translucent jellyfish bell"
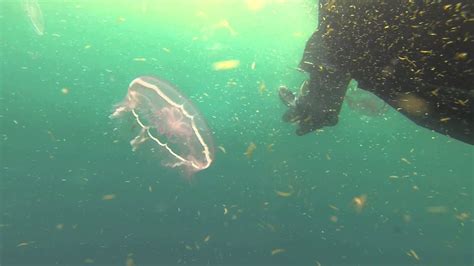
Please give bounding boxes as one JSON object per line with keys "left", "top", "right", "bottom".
{"left": 23, "top": 0, "right": 45, "bottom": 36}
{"left": 111, "top": 76, "right": 215, "bottom": 176}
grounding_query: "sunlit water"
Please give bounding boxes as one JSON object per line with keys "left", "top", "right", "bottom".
{"left": 0, "top": 1, "right": 472, "bottom": 265}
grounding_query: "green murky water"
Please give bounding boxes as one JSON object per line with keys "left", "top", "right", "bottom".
{"left": 1, "top": 0, "right": 472, "bottom": 265}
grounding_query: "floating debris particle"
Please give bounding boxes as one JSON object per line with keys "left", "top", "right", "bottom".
{"left": 244, "top": 142, "right": 257, "bottom": 158}
{"left": 17, "top": 241, "right": 34, "bottom": 247}
{"left": 218, "top": 145, "right": 226, "bottom": 153}
{"left": 56, "top": 224, "right": 64, "bottom": 230}
{"left": 84, "top": 44, "right": 92, "bottom": 49}
{"left": 102, "top": 194, "right": 116, "bottom": 200}
{"left": 213, "top": 59, "right": 240, "bottom": 71}
{"left": 133, "top": 57, "right": 147, "bottom": 62}
{"left": 162, "top": 47, "right": 171, "bottom": 53}
{"left": 61, "top": 87, "right": 69, "bottom": 94}
{"left": 454, "top": 52, "right": 467, "bottom": 61}
{"left": 276, "top": 185, "right": 294, "bottom": 197}
{"left": 275, "top": 190, "right": 292, "bottom": 197}
{"left": 455, "top": 212, "right": 470, "bottom": 222}
{"left": 407, "top": 249, "right": 420, "bottom": 261}
{"left": 223, "top": 207, "right": 228, "bottom": 215}
{"left": 456, "top": 99, "right": 469, "bottom": 106}
{"left": 203, "top": 235, "right": 211, "bottom": 242}
{"left": 267, "top": 143, "right": 274, "bottom": 152}
{"left": 440, "top": 117, "right": 451, "bottom": 122}
{"left": 426, "top": 206, "right": 448, "bottom": 214}
{"left": 352, "top": 194, "right": 367, "bottom": 213}
{"left": 258, "top": 81, "right": 266, "bottom": 94}
{"left": 401, "top": 157, "right": 411, "bottom": 165}
{"left": 251, "top": 61, "right": 256, "bottom": 70}
{"left": 226, "top": 79, "right": 238, "bottom": 87}
{"left": 257, "top": 220, "right": 276, "bottom": 232}
{"left": 271, "top": 248, "right": 286, "bottom": 256}
{"left": 125, "top": 253, "right": 135, "bottom": 266}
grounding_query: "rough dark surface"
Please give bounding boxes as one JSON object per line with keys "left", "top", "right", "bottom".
{"left": 282, "top": 0, "right": 473, "bottom": 144}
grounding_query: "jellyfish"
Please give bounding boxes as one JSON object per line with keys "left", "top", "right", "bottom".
{"left": 23, "top": 0, "right": 44, "bottom": 36}
{"left": 111, "top": 76, "right": 215, "bottom": 176}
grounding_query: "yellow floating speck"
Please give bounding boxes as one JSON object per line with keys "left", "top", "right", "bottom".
{"left": 456, "top": 99, "right": 468, "bottom": 106}
{"left": 275, "top": 190, "right": 292, "bottom": 197}
{"left": 352, "top": 194, "right": 367, "bottom": 213}
{"left": 455, "top": 212, "right": 470, "bottom": 222}
{"left": 407, "top": 249, "right": 420, "bottom": 261}
{"left": 454, "top": 52, "right": 467, "bottom": 61}
{"left": 125, "top": 256, "right": 135, "bottom": 266}
{"left": 271, "top": 248, "right": 285, "bottom": 256}
{"left": 251, "top": 61, "right": 256, "bottom": 70}
{"left": 212, "top": 60, "right": 240, "bottom": 71}
{"left": 102, "top": 194, "right": 116, "bottom": 200}
{"left": 244, "top": 142, "right": 256, "bottom": 158}
{"left": 258, "top": 81, "right": 266, "bottom": 94}
{"left": 426, "top": 206, "right": 448, "bottom": 214}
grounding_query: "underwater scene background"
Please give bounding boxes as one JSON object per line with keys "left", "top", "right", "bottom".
{"left": 0, "top": 0, "right": 472, "bottom": 265}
